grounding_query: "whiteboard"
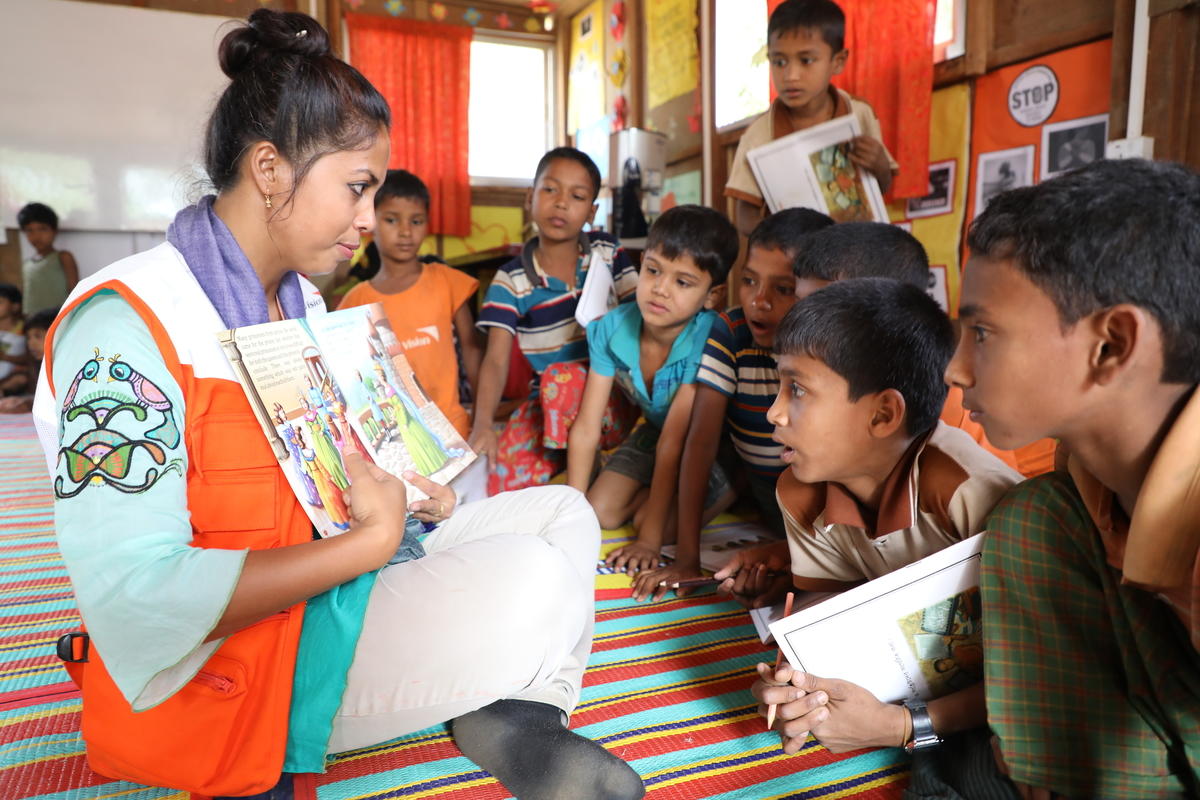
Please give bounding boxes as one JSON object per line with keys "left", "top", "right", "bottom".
{"left": 0, "top": 0, "right": 233, "bottom": 232}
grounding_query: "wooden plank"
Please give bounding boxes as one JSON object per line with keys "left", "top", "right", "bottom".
{"left": 988, "top": 0, "right": 1113, "bottom": 70}
{"left": 1143, "top": 5, "right": 1200, "bottom": 167}
{"left": 1109, "top": 0, "right": 1134, "bottom": 140}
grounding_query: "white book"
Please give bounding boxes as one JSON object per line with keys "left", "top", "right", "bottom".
{"left": 746, "top": 114, "right": 888, "bottom": 223}
{"left": 574, "top": 246, "right": 615, "bottom": 328}
{"left": 767, "top": 534, "right": 985, "bottom": 703}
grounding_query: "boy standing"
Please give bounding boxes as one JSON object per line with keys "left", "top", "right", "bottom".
{"left": 632, "top": 208, "right": 833, "bottom": 600}
{"left": 338, "top": 170, "right": 482, "bottom": 439}
{"left": 471, "top": 148, "right": 638, "bottom": 493}
{"left": 18, "top": 203, "right": 78, "bottom": 313}
{"left": 948, "top": 159, "right": 1200, "bottom": 797}
{"left": 725, "top": 0, "right": 896, "bottom": 237}
{"left": 574, "top": 206, "right": 737, "bottom": 573}
{"left": 750, "top": 279, "right": 1020, "bottom": 755}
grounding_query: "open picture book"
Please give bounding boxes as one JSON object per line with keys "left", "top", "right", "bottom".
{"left": 217, "top": 303, "right": 475, "bottom": 538}
{"left": 746, "top": 113, "right": 889, "bottom": 223}
{"left": 767, "top": 534, "right": 984, "bottom": 703}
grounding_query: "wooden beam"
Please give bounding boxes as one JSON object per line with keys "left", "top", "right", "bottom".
{"left": 1143, "top": 4, "right": 1200, "bottom": 168}
{"left": 963, "top": 0, "right": 993, "bottom": 77}
{"left": 1110, "top": 0, "right": 1135, "bottom": 139}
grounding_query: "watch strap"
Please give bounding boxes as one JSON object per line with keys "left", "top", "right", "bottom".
{"left": 903, "top": 698, "right": 942, "bottom": 752}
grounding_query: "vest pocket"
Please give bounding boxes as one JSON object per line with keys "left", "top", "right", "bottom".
{"left": 190, "top": 467, "right": 278, "bottom": 534}
{"left": 188, "top": 413, "right": 281, "bottom": 538}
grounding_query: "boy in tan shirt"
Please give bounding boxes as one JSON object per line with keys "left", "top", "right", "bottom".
{"left": 725, "top": 0, "right": 896, "bottom": 237}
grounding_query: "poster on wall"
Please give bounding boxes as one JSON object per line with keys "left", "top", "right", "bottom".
{"left": 906, "top": 159, "right": 956, "bottom": 219}
{"left": 974, "top": 145, "right": 1034, "bottom": 219}
{"left": 568, "top": 1, "right": 606, "bottom": 136}
{"left": 1041, "top": 114, "right": 1108, "bottom": 180}
{"left": 645, "top": 0, "right": 699, "bottom": 108}
{"left": 966, "top": 40, "right": 1112, "bottom": 223}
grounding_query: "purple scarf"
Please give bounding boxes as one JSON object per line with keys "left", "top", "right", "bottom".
{"left": 166, "top": 195, "right": 306, "bottom": 329}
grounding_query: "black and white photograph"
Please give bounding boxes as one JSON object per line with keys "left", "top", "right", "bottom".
{"left": 974, "top": 145, "right": 1034, "bottom": 218}
{"left": 906, "top": 159, "right": 956, "bottom": 218}
{"left": 1041, "top": 113, "right": 1108, "bottom": 179}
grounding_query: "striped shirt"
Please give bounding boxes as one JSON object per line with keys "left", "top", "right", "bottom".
{"left": 695, "top": 307, "right": 783, "bottom": 478}
{"left": 477, "top": 231, "right": 637, "bottom": 380}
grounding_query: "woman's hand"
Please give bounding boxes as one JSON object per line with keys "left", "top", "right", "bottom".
{"left": 404, "top": 470, "right": 458, "bottom": 524}
{"left": 344, "top": 452, "right": 409, "bottom": 567}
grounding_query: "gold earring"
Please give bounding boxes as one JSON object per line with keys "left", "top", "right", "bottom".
{"left": 264, "top": 194, "right": 273, "bottom": 209}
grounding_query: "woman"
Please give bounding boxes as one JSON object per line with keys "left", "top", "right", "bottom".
{"left": 33, "top": 10, "right": 642, "bottom": 800}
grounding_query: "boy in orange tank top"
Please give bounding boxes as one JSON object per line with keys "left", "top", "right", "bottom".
{"left": 338, "top": 170, "right": 481, "bottom": 438}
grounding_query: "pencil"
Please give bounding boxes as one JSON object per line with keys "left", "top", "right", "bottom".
{"left": 765, "top": 591, "right": 795, "bottom": 731}
{"left": 663, "top": 576, "right": 720, "bottom": 589}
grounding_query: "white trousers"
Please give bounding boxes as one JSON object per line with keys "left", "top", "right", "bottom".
{"left": 327, "top": 485, "right": 599, "bottom": 753}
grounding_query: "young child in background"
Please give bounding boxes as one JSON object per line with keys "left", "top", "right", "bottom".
{"left": 949, "top": 159, "right": 1200, "bottom": 798}
{"left": 18, "top": 203, "right": 79, "bottom": 313}
{"left": 570, "top": 206, "right": 737, "bottom": 577}
{"left": 472, "top": 147, "right": 639, "bottom": 494}
{"left": 749, "top": 279, "right": 1020, "bottom": 759}
{"left": 0, "top": 283, "right": 27, "bottom": 395}
{"left": 725, "top": 0, "right": 897, "bottom": 237}
{"left": 337, "top": 170, "right": 481, "bottom": 439}
{"left": 632, "top": 208, "right": 833, "bottom": 601}
{"left": 0, "top": 307, "right": 55, "bottom": 413}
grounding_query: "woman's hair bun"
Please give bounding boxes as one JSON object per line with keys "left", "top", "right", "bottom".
{"left": 218, "top": 9, "right": 331, "bottom": 79}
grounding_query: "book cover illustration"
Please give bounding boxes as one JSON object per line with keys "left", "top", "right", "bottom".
{"left": 810, "top": 142, "right": 874, "bottom": 222}
{"left": 746, "top": 114, "right": 888, "bottom": 223}
{"left": 895, "top": 586, "right": 983, "bottom": 698}
{"left": 218, "top": 304, "right": 474, "bottom": 538}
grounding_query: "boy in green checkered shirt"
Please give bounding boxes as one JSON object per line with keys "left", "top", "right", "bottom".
{"left": 947, "top": 159, "right": 1200, "bottom": 798}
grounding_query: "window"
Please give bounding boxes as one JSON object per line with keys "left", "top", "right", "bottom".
{"left": 468, "top": 36, "right": 555, "bottom": 183}
{"left": 714, "top": 0, "right": 770, "bottom": 130}
{"left": 934, "top": 0, "right": 966, "bottom": 62}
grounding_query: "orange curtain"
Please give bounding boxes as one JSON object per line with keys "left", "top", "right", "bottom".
{"left": 346, "top": 14, "right": 472, "bottom": 236}
{"left": 767, "top": 0, "right": 934, "bottom": 198}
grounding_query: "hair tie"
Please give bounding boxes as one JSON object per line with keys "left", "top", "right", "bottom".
{"left": 296, "top": 29, "right": 308, "bottom": 37}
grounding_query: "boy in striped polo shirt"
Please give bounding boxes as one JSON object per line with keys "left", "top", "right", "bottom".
{"left": 639, "top": 209, "right": 833, "bottom": 600}
{"left": 472, "top": 147, "right": 639, "bottom": 494}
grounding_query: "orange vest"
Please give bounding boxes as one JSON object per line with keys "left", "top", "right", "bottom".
{"left": 35, "top": 244, "right": 327, "bottom": 796}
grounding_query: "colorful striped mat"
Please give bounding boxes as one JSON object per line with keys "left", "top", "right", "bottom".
{"left": 0, "top": 414, "right": 909, "bottom": 799}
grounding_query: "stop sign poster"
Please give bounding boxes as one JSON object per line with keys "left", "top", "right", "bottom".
{"left": 965, "top": 39, "right": 1112, "bottom": 227}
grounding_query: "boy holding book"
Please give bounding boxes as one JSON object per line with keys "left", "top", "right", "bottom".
{"left": 947, "top": 159, "right": 1200, "bottom": 798}
{"left": 575, "top": 205, "right": 737, "bottom": 572}
{"left": 472, "top": 147, "right": 638, "bottom": 494}
{"left": 631, "top": 208, "right": 833, "bottom": 601}
{"left": 725, "top": 0, "right": 896, "bottom": 237}
{"left": 749, "top": 279, "right": 1020, "bottom": 756}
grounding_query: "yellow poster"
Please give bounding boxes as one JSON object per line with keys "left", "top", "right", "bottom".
{"left": 646, "top": 0, "right": 699, "bottom": 108}
{"left": 568, "top": 0, "right": 606, "bottom": 134}
{"left": 888, "top": 83, "right": 970, "bottom": 315}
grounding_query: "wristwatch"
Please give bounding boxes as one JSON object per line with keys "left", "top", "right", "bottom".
{"left": 902, "top": 698, "right": 943, "bottom": 752}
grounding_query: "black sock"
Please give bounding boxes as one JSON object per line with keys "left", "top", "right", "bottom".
{"left": 452, "top": 699, "right": 644, "bottom": 800}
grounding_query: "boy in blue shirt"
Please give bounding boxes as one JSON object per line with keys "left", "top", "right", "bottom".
{"left": 569, "top": 206, "right": 737, "bottom": 581}
{"left": 630, "top": 208, "right": 834, "bottom": 600}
